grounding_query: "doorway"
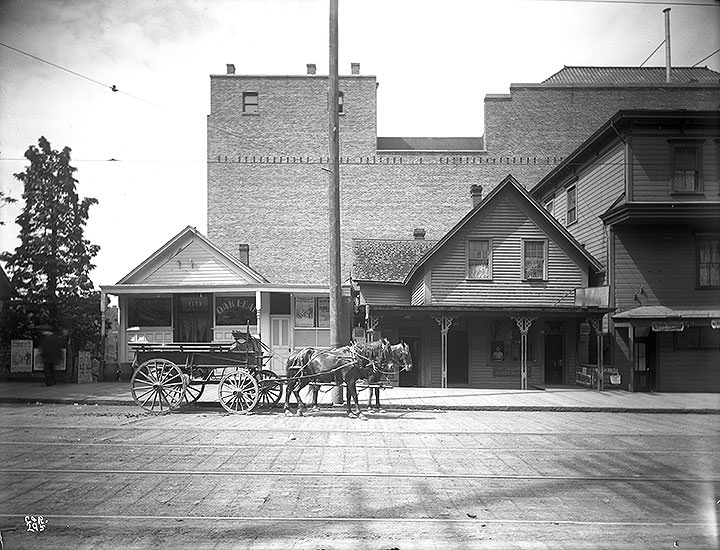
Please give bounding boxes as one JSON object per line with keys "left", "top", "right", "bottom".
{"left": 544, "top": 333, "right": 564, "bottom": 384}
{"left": 398, "top": 336, "right": 420, "bottom": 387}
{"left": 634, "top": 331, "right": 655, "bottom": 392}
{"left": 174, "top": 294, "right": 212, "bottom": 342}
{"left": 269, "top": 315, "right": 291, "bottom": 375}
{"left": 447, "top": 330, "right": 469, "bottom": 385}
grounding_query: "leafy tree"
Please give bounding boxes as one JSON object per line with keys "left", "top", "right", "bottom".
{"left": 0, "top": 190, "right": 17, "bottom": 224}
{"left": 0, "top": 136, "right": 102, "bottom": 367}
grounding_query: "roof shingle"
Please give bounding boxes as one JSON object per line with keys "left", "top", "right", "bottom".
{"left": 352, "top": 239, "right": 437, "bottom": 283}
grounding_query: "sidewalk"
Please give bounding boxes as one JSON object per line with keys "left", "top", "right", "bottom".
{"left": 0, "top": 380, "right": 718, "bottom": 413}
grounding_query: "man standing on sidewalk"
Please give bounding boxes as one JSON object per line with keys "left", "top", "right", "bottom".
{"left": 39, "top": 328, "right": 61, "bottom": 386}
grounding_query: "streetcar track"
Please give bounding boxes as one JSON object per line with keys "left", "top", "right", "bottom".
{"left": 2, "top": 424, "right": 717, "bottom": 437}
{"left": 0, "top": 513, "right": 714, "bottom": 527}
{"left": 2, "top": 467, "right": 717, "bottom": 482}
{"left": 1, "top": 440, "right": 717, "bottom": 454}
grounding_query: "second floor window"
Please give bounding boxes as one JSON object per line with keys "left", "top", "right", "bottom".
{"left": 523, "top": 240, "right": 547, "bottom": 280}
{"left": 671, "top": 143, "right": 701, "bottom": 193}
{"left": 467, "top": 239, "right": 491, "bottom": 279}
{"left": 698, "top": 237, "right": 720, "bottom": 288}
{"left": 566, "top": 185, "right": 577, "bottom": 225}
{"left": 242, "top": 91, "right": 259, "bottom": 114}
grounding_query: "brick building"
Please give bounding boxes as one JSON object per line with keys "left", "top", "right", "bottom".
{"left": 207, "top": 64, "right": 720, "bottom": 287}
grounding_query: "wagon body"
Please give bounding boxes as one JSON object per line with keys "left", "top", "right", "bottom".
{"left": 128, "top": 331, "right": 281, "bottom": 414}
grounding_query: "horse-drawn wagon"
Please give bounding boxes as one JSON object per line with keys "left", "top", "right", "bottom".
{"left": 128, "top": 331, "right": 413, "bottom": 417}
{"left": 128, "top": 329, "right": 282, "bottom": 414}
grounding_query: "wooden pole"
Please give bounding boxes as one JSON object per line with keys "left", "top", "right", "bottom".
{"left": 329, "top": 0, "right": 343, "bottom": 404}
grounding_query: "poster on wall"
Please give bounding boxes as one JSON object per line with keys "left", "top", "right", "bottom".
{"left": 77, "top": 350, "right": 93, "bottom": 383}
{"left": 294, "top": 297, "right": 315, "bottom": 328}
{"left": 10, "top": 340, "right": 33, "bottom": 373}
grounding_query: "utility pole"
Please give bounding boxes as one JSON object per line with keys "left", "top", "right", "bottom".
{"left": 664, "top": 8, "right": 671, "bottom": 83}
{"left": 328, "top": 0, "right": 343, "bottom": 404}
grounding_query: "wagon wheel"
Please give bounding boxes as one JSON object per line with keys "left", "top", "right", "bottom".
{"left": 182, "top": 381, "right": 205, "bottom": 405}
{"left": 218, "top": 369, "right": 259, "bottom": 414}
{"left": 256, "top": 369, "right": 283, "bottom": 408}
{"left": 130, "top": 359, "right": 186, "bottom": 413}
{"left": 181, "top": 370, "right": 212, "bottom": 405}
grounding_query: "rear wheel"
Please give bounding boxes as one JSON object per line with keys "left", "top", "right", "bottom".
{"left": 218, "top": 369, "right": 259, "bottom": 414}
{"left": 130, "top": 359, "right": 185, "bottom": 413}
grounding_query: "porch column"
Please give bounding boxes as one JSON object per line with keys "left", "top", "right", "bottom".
{"left": 433, "top": 316, "right": 454, "bottom": 389}
{"left": 590, "top": 317, "right": 604, "bottom": 391}
{"left": 513, "top": 315, "right": 535, "bottom": 390}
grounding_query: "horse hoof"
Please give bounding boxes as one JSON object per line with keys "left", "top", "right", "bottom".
{"left": 367, "top": 408, "right": 376, "bottom": 414}
{"left": 358, "top": 413, "right": 368, "bottom": 421}
{"left": 296, "top": 409, "right": 304, "bottom": 417}
{"left": 284, "top": 410, "right": 294, "bottom": 417}
{"left": 378, "top": 409, "right": 386, "bottom": 414}
{"left": 347, "top": 412, "right": 357, "bottom": 419}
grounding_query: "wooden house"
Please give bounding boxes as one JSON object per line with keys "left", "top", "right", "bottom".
{"left": 532, "top": 110, "right": 720, "bottom": 392}
{"left": 352, "top": 175, "right": 609, "bottom": 389}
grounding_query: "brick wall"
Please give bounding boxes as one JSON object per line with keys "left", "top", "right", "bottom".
{"left": 207, "top": 72, "right": 720, "bottom": 285}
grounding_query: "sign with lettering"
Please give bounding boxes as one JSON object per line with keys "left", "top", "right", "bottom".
{"left": 10, "top": 340, "right": 33, "bottom": 373}
{"left": 651, "top": 321, "right": 684, "bottom": 332}
{"left": 215, "top": 296, "right": 256, "bottom": 326}
{"left": 77, "top": 351, "right": 93, "bottom": 384}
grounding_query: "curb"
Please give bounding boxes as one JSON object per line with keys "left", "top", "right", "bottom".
{"left": 2, "top": 397, "right": 718, "bottom": 414}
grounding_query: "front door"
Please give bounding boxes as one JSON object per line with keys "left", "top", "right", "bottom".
{"left": 447, "top": 330, "right": 469, "bottom": 385}
{"left": 269, "top": 315, "right": 291, "bottom": 375}
{"left": 634, "top": 332, "right": 655, "bottom": 392}
{"left": 174, "top": 294, "right": 212, "bottom": 342}
{"left": 544, "top": 333, "right": 564, "bottom": 384}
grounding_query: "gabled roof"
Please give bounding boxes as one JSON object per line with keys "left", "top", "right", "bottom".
{"left": 542, "top": 66, "right": 720, "bottom": 85}
{"left": 116, "top": 226, "right": 268, "bottom": 286}
{"left": 403, "top": 175, "right": 603, "bottom": 284}
{"left": 352, "top": 239, "right": 438, "bottom": 283}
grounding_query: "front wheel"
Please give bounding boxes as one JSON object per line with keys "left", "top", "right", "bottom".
{"left": 256, "top": 369, "right": 283, "bottom": 408}
{"left": 218, "top": 369, "right": 259, "bottom": 414}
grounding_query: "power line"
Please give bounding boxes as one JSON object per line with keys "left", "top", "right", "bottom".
{"left": 640, "top": 40, "right": 665, "bottom": 67}
{"left": 692, "top": 47, "right": 720, "bottom": 66}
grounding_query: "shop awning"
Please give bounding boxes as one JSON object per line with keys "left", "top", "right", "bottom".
{"left": 613, "top": 306, "right": 720, "bottom": 320}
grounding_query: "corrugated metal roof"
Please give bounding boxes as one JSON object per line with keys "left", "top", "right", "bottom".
{"left": 542, "top": 66, "right": 720, "bottom": 85}
{"left": 352, "top": 239, "right": 438, "bottom": 283}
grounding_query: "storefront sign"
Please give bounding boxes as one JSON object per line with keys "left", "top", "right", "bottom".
{"left": 215, "top": 296, "right": 256, "bottom": 326}
{"left": 651, "top": 321, "right": 684, "bottom": 332}
{"left": 10, "top": 340, "right": 33, "bottom": 373}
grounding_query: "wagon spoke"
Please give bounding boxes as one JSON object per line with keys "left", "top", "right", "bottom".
{"left": 131, "top": 359, "right": 185, "bottom": 414}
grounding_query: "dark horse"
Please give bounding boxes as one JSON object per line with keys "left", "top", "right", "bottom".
{"left": 283, "top": 339, "right": 412, "bottom": 418}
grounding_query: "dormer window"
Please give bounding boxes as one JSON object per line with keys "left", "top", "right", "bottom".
{"left": 670, "top": 140, "right": 703, "bottom": 193}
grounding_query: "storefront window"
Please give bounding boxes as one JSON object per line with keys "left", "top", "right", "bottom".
{"left": 490, "top": 320, "right": 535, "bottom": 361}
{"left": 294, "top": 296, "right": 329, "bottom": 328}
{"left": 215, "top": 295, "right": 257, "bottom": 326}
{"left": 128, "top": 296, "right": 172, "bottom": 327}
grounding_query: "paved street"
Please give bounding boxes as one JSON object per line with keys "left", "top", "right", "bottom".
{"left": 0, "top": 402, "right": 718, "bottom": 549}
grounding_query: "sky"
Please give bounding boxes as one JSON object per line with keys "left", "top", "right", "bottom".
{"left": 1, "top": 0, "right": 719, "bottom": 290}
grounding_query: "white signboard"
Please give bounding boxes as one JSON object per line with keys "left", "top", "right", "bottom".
{"left": 77, "top": 351, "right": 93, "bottom": 383}
{"left": 10, "top": 340, "right": 33, "bottom": 373}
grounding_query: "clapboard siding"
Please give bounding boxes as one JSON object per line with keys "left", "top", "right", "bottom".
{"left": 429, "top": 196, "right": 585, "bottom": 307}
{"left": 538, "top": 142, "right": 624, "bottom": 266}
{"left": 360, "top": 284, "right": 410, "bottom": 306}
{"left": 655, "top": 332, "right": 720, "bottom": 392}
{"left": 410, "top": 277, "right": 425, "bottom": 306}
{"left": 569, "top": 142, "right": 624, "bottom": 265}
{"left": 632, "top": 132, "right": 720, "bottom": 201}
{"left": 614, "top": 226, "right": 720, "bottom": 311}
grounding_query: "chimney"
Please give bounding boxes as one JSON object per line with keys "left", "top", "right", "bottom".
{"left": 226, "top": 64, "right": 235, "bottom": 75}
{"left": 413, "top": 228, "right": 426, "bottom": 240}
{"left": 470, "top": 184, "right": 483, "bottom": 208}
{"left": 238, "top": 244, "right": 250, "bottom": 266}
{"left": 351, "top": 62, "right": 360, "bottom": 75}
{"left": 307, "top": 63, "right": 317, "bottom": 75}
